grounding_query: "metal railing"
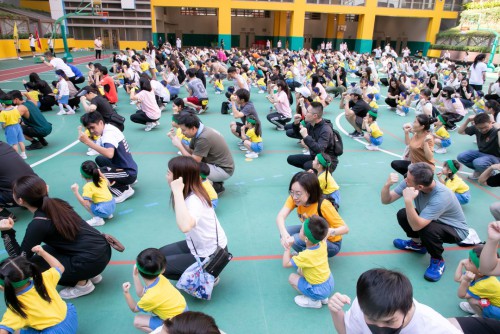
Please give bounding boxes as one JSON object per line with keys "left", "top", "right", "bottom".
{"left": 377, "top": 0, "right": 435, "bottom": 10}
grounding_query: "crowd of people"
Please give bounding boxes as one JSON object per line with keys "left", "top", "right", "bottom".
{"left": 0, "top": 39, "right": 499, "bottom": 333}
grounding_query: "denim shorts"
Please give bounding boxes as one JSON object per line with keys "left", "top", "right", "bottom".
{"left": 58, "top": 95, "right": 69, "bottom": 105}
{"left": 483, "top": 304, "right": 500, "bottom": 320}
{"left": 212, "top": 199, "right": 218, "bottom": 209}
{"left": 298, "top": 274, "right": 334, "bottom": 301}
{"left": 90, "top": 199, "right": 116, "bottom": 218}
{"left": 250, "top": 142, "right": 263, "bottom": 153}
{"left": 149, "top": 316, "right": 163, "bottom": 331}
{"left": 455, "top": 191, "right": 471, "bottom": 205}
{"left": 20, "top": 302, "right": 78, "bottom": 334}
{"left": 441, "top": 138, "right": 451, "bottom": 148}
{"left": 5, "top": 124, "right": 25, "bottom": 146}
{"left": 370, "top": 136, "right": 383, "bottom": 146}
{"left": 328, "top": 190, "right": 341, "bottom": 207}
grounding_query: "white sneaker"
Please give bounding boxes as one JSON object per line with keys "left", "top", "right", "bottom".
{"left": 213, "top": 276, "right": 220, "bottom": 287}
{"left": 107, "top": 214, "right": 113, "bottom": 219}
{"left": 151, "top": 121, "right": 160, "bottom": 129}
{"left": 177, "top": 151, "right": 182, "bottom": 155}
{"left": 215, "top": 91, "right": 221, "bottom": 94}
{"left": 160, "top": 105, "right": 166, "bottom": 111}
{"left": 86, "top": 216, "right": 105, "bottom": 227}
{"left": 87, "top": 148, "right": 99, "bottom": 156}
{"left": 237, "top": 141, "right": 245, "bottom": 147}
{"left": 459, "top": 302, "right": 476, "bottom": 315}
{"left": 130, "top": 100, "right": 137, "bottom": 105}
{"left": 57, "top": 110, "right": 67, "bottom": 115}
{"left": 365, "top": 144, "right": 380, "bottom": 151}
{"left": 59, "top": 280, "right": 95, "bottom": 299}
{"left": 396, "top": 110, "right": 406, "bottom": 117}
{"left": 294, "top": 295, "right": 322, "bottom": 309}
{"left": 245, "top": 152, "right": 259, "bottom": 159}
{"left": 302, "top": 149, "right": 310, "bottom": 155}
{"left": 145, "top": 122, "right": 154, "bottom": 132}
{"left": 239, "top": 145, "right": 248, "bottom": 151}
{"left": 115, "top": 186, "right": 135, "bottom": 204}
{"left": 321, "top": 298, "right": 329, "bottom": 305}
{"left": 258, "top": 90, "right": 264, "bottom": 94}
{"left": 66, "top": 110, "right": 75, "bottom": 115}
{"left": 90, "top": 275, "right": 103, "bottom": 285}
{"left": 19, "top": 152, "right": 27, "bottom": 159}
{"left": 434, "top": 147, "right": 447, "bottom": 154}
{"left": 18, "top": 57, "right": 23, "bottom": 61}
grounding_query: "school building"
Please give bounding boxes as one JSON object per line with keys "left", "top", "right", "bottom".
{"left": 19, "top": 0, "right": 462, "bottom": 56}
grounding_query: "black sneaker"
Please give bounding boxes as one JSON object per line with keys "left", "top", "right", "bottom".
{"left": 448, "top": 125, "right": 457, "bottom": 131}
{"left": 39, "top": 137, "right": 48, "bottom": 146}
{"left": 26, "top": 141, "right": 43, "bottom": 150}
{"left": 212, "top": 182, "right": 225, "bottom": 195}
{"left": 352, "top": 131, "right": 364, "bottom": 138}
{"left": 0, "top": 208, "right": 17, "bottom": 221}
{"left": 348, "top": 131, "right": 358, "bottom": 137}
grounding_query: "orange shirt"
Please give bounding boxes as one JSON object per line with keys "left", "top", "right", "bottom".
{"left": 409, "top": 131, "right": 435, "bottom": 169}
{"left": 100, "top": 75, "right": 118, "bottom": 104}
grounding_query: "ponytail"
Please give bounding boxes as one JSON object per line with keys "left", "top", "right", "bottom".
{"left": 81, "top": 160, "right": 101, "bottom": 187}
{"left": 30, "top": 262, "right": 51, "bottom": 304}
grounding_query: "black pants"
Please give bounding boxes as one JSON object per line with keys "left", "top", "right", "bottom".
{"left": 391, "top": 160, "right": 411, "bottom": 176}
{"left": 31, "top": 244, "right": 111, "bottom": 286}
{"left": 69, "top": 76, "right": 85, "bottom": 91}
{"left": 442, "top": 113, "right": 464, "bottom": 129}
{"left": 96, "top": 49, "right": 102, "bottom": 59}
{"left": 267, "top": 112, "right": 291, "bottom": 128}
{"left": 485, "top": 93, "right": 500, "bottom": 102}
{"left": 39, "top": 95, "right": 56, "bottom": 111}
{"left": 96, "top": 156, "right": 137, "bottom": 196}
{"left": 130, "top": 110, "right": 159, "bottom": 125}
{"left": 470, "top": 84, "right": 482, "bottom": 92}
{"left": 460, "top": 98, "right": 474, "bottom": 109}
{"left": 385, "top": 97, "right": 397, "bottom": 108}
{"left": 455, "top": 317, "right": 500, "bottom": 334}
{"left": 396, "top": 208, "right": 462, "bottom": 260}
{"left": 285, "top": 123, "right": 301, "bottom": 139}
{"left": 287, "top": 154, "right": 338, "bottom": 172}
{"left": 22, "top": 124, "right": 50, "bottom": 142}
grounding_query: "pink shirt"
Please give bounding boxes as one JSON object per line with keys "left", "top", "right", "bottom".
{"left": 274, "top": 91, "right": 292, "bottom": 118}
{"left": 136, "top": 90, "right": 161, "bottom": 120}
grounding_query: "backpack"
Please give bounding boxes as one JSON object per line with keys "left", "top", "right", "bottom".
{"left": 323, "top": 119, "right": 344, "bottom": 156}
{"left": 316, "top": 196, "right": 339, "bottom": 216}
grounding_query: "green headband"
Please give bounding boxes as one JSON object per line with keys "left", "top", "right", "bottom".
{"left": 0, "top": 100, "right": 13, "bottom": 105}
{"left": 0, "top": 277, "right": 31, "bottom": 289}
{"left": 316, "top": 153, "right": 330, "bottom": 168}
{"left": 247, "top": 118, "right": 256, "bottom": 125}
{"left": 303, "top": 219, "right": 321, "bottom": 244}
{"left": 368, "top": 110, "right": 378, "bottom": 118}
{"left": 136, "top": 262, "right": 163, "bottom": 276}
{"left": 80, "top": 166, "right": 93, "bottom": 179}
{"left": 446, "top": 160, "right": 458, "bottom": 174}
{"left": 200, "top": 173, "right": 208, "bottom": 179}
{"left": 438, "top": 114, "right": 447, "bottom": 126}
{"left": 469, "top": 249, "right": 480, "bottom": 269}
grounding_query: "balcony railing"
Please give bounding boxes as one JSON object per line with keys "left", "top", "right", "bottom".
{"left": 377, "top": 0, "right": 435, "bottom": 10}
{"left": 306, "top": 0, "right": 365, "bottom": 6}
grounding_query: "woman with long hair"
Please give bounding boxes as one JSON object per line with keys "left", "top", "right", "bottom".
{"left": 160, "top": 156, "right": 228, "bottom": 282}
{"left": 129, "top": 76, "right": 161, "bottom": 131}
{"left": 469, "top": 53, "right": 487, "bottom": 91}
{"left": 0, "top": 175, "right": 111, "bottom": 299}
{"left": 267, "top": 80, "right": 292, "bottom": 130}
{"left": 24, "top": 72, "right": 56, "bottom": 111}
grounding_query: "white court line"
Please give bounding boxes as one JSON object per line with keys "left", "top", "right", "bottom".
{"left": 30, "top": 140, "right": 80, "bottom": 168}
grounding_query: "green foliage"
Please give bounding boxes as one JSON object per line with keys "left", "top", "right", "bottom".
{"left": 437, "top": 28, "right": 496, "bottom": 38}
{"left": 431, "top": 44, "right": 498, "bottom": 53}
{"left": 0, "top": 33, "right": 31, "bottom": 40}
{"left": 464, "top": 0, "right": 500, "bottom": 10}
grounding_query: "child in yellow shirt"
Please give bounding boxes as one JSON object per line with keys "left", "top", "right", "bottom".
{"left": 214, "top": 74, "right": 224, "bottom": 94}
{"left": 312, "top": 153, "right": 340, "bottom": 209}
{"left": 240, "top": 115, "right": 263, "bottom": 159}
{"left": 71, "top": 160, "right": 116, "bottom": 226}
{"left": 437, "top": 160, "right": 471, "bottom": 205}
{"left": 23, "top": 83, "right": 41, "bottom": 107}
{"left": 363, "top": 110, "right": 384, "bottom": 151}
{"left": 200, "top": 162, "right": 218, "bottom": 208}
{"left": 0, "top": 100, "right": 27, "bottom": 159}
{"left": 433, "top": 114, "right": 451, "bottom": 154}
{"left": 257, "top": 77, "right": 266, "bottom": 94}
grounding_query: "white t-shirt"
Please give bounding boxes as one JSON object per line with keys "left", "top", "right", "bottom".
{"left": 184, "top": 194, "right": 227, "bottom": 258}
{"left": 345, "top": 298, "right": 462, "bottom": 334}
{"left": 469, "top": 61, "right": 487, "bottom": 85}
{"left": 50, "top": 58, "right": 75, "bottom": 77}
{"left": 94, "top": 39, "right": 102, "bottom": 50}
{"left": 150, "top": 80, "right": 170, "bottom": 102}
{"left": 29, "top": 36, "right": 35, "bottom": 47}
{"left": 57, "top": 79, "right": 69, "bottom": 97}
{"left": 492, "top": 82, "right": 500, "bottom": 96}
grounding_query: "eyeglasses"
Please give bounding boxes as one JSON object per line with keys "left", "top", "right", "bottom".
{"left": 289, "top": 190, "right": 303, "bottom": 198}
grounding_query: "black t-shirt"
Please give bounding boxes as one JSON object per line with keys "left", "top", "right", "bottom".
{"left": 430, "top": 82, "right": 442, "bottom": 98}
{"left": 0, "top": 141, "right": 35, "bottom": 193}
{"left": 464, "top": 126, "right": 500, "bottom": 157}
{"left": 91, "top": 95, "right": 114, "bottom": 122}
{"left": 351, "top": 99, "right": 371, "bottom": 118}
{"left": 332, "top": 67, "right": 346, "bottom": 87}
{"left": 196, "top": 68, "right": 206, "bottom": 88}
{"left": 487, "top": 173, "right": 500, "bottom": 187}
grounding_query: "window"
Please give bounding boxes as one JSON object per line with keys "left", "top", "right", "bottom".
{"left": 305, "top": 12, "right": 322, "bottom": 20}
{"left": 180, "top": 7, "right": 217, "bottom": 16}
{"left": 345, "top": 14, "right": 359, "bottom": 22}
{"left": 231, "top": 10, "right": 271, "bottom": 18}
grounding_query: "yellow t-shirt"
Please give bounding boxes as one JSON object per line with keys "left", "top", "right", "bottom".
{"left": 291, "top": 241, "right": 331, "bottom": 285}
{"left": 175, "top": 127, "right": 190, "bottom": 143}
{"left": 284, "top": 196, "right": 345, "bottom": 243}
{"left": 369, "top": 101, "right": 379, "bottom": 111}
{"left": 82, "top": 179, "right": 113, "bottom": 204}
{"left": 27, "top": 91, "right": 40, "bottom": 102}
{"left": 445, "top": 176, "right": 470, "bottom": 194}
{"left": 202, "top": 179, "right": 218, "bottom": 201}
{"left": 468, "top": 276, "right": 500, "bottom": 307}
{"left": 318, "top": 171, "right": 339, "bottom": 195}
{"left": 140, "top": 62, "right": 150, "bottom": 72}
{"left": 137, "top": 275, "right": 187, "bottom": 320}
{"left": 435, "top": 126, "right": 450, "bottom": 140}
{"left": 0, "top": 108, "right": 21, "bottom": 126}
{"left": 0, "top": 268, "right": 67, "bottom": 331}
{"left": 369, "top": 122, "right": 383, "bottom": 138}
{"left": 257, "top": 78, "right": 266, "bottom": 87}
{"left": 285, "top": 71, "right": 294, "bottom": 79}
{"left": 215, "top": 80, "right": 224, "bottom": 90}
{"left": 246, "top": 128, "right": 262, "bottom": 143}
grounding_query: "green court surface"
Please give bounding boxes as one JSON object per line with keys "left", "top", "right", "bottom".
{"left": 0, "top": 54, "right": 499, "bottom": 333}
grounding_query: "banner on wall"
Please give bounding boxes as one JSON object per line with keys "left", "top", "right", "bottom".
{"left": 121, "top": 0, "right": 135, "bottom": 10}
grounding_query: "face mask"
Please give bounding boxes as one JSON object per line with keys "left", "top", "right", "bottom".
{"left": 367, "top": 324, "right": 403, "bottom": 334}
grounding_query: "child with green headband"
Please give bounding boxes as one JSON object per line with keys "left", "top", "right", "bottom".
{"left": 454, "top": 245, "right": 500, "bottom": 319}
{"left": 0, "top": 96, "right": 27, "bottom": 159}
{"left": 362, "top": 110, "right": 384, "bottom": 151}
{"left": 122, "top": 248, "right": 187, "bottom": 332}
{"left": 312, "top": 153, "right": 340, "bottom": 209}
{"left": 71, "top": 160, "right": 116, "bottom": 227}
{"left": 200, "top": 162, "right": 218, "bottom": 208}
{"left": 437, "top": 160, "right": 470, "bottom": 205}
{"left": 282, "top": 216, "right": 334, "bottom": 309}
{"left": 240, "top": 115, "right": 263, "bottom": 159}
{"left": 433, "top": 114, "right": 451, "bottom": 154}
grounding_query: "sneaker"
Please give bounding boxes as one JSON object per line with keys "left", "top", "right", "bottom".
{"left": 19, "top": 152, "right": 27, "bottom": 160}
{"left": 396, "top": 110, "right": 407, "bottom": 117}
{"left": 18, "top": 57, "right": 23, "bottom": 61}
{"left": 145, "top": 122, "right": 154, "bottom": 132}
{"left": 468, "top": 171, "right": 481, "bottom": 180}
{"left": 115, "top": 186, "right": 135, "bottom": 204}
{"left": 87, "top": 148, "right": 99, "bottom": 156}
{"left": 424, "top": 258, "right": 446, "bottom": 282}
{"left": 302, "top": 149, "right": 310, "bottom": 155}
{"left": 26, "top": 141, "right": 43, "bottom": 150}
{"left": 177, "top": 151, "right": 182, "bottom": 155}
{"left": 212, "top": 182, "right": 225, "bottom": 195}
{"left": 56, "top": 110, "right": 67, "bottom": 115}
{"left": 245, "top": 152, "right": 259, "bottom": 159}
{"left": 90, "top": 274, "right": 103, "bottom": 285}
{"left": 258, "top": 90, "right": 265, "bottom": 94}
{"left": 365, "top": 144, "right": 380, "bottom": 151}
{"left": 294, "top": 295, "right": 322, "bottom": 309}
{"left": 393, "top": 239, "right": 427, "bottom": 254}
{"left": 213, "top": 276, "right": 220, "bottom": 287}
{"left": 448, "top": 125, "right": 457, "bottom": 131}
{"left": 237, "top": 141, "right": 245, "bottom": 147}
{"left": 130, "top": 100, "right": 137, "bottom": 105}
{"left": 434, "top": 147, "right": 447, "bottom": 154}
{"left": 276, "top": 126, "right": 285, "bottom": 131}
{"left": 86, "top": 216, "right": 105, "bottom": 227}
{"left": 160, "top": 105, "right": 166, "bottom": 111}
{"left": 239, "top": 145, "right": 248, "bottom": 151}
{"left": 350, "top": 131, "right": 364, "bottom": 138}
{"left": 66, "top": 110, "right": 75, "bottom": 115}
{"left": 153, "top": 121, "right": 160, "bottom": 128}
{"left": 107, "top": 214, "right": 113, "bottom": 219}
{"left": 59, "top": 280, "right": 95, "bottom": 299}
{"left": 321, "top": 298, "right": 329, "bottom": 305}
{"left": 459, "top": 302, "right": 477, "bottom": 315}
{"left": 39, "top": 137, "right": 48, "bottom": 146}
{"left": 215, "top": 91, "right": 221, "bottom": 94}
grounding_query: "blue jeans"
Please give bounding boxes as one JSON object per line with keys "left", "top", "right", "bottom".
{"left": 457, "top": 150, "right": 500, "bottom": 173}
{"left": 286, "top": 225, "right": 342, "bottom": 257}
